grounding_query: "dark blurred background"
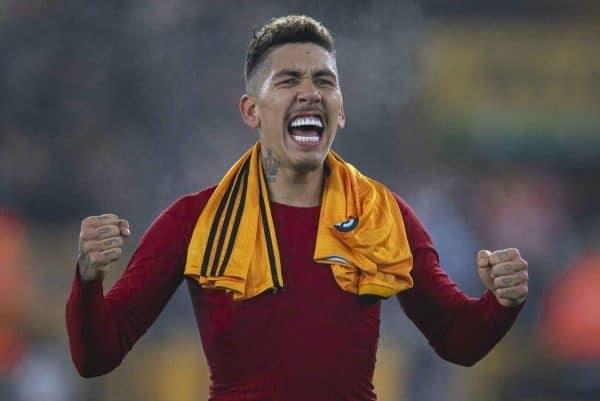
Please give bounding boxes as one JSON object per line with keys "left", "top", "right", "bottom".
{"left": 1, "top": 0, "right": 599, "bottom": 400}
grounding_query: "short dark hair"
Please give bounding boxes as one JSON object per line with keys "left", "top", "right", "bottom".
{"left": 245, "top": 15, "right": 335, "bottom": 93}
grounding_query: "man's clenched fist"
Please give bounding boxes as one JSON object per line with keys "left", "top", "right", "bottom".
{"left": 78, "top": 214, "right": 131, "bottom": 283}
{"left": 477, "top": 248, "right": 528, "bottom": 307}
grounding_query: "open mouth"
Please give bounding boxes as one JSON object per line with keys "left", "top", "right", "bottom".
{"left": 286, "top": 115, "right": 324, "bottom": 145}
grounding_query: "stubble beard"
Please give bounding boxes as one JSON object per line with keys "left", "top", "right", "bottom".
{"left": 290, "top": 157, "right": 321, "bottom": 175}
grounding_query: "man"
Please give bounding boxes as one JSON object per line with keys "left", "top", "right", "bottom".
{"left": 66, "top": 15, "right": 528, "bottom": 401}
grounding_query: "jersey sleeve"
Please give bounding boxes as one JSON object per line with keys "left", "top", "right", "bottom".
{"left": 393, "top": 193, "right": 523, "bottom": 366}
{"left": 65, "top": 189, "right": 213, "bottom": 377}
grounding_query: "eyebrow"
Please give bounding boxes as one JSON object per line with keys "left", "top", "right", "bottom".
{"left": 272, "top": 68, "right": 337, "bottom": 81}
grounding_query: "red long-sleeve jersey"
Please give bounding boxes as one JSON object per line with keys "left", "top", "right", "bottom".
{"left": 66, "top": 186, "right": 522, "bottom": 401}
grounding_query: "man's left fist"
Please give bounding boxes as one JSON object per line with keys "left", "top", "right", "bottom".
{"left": 477, "top": 248, "right": 528, "bottom": 307}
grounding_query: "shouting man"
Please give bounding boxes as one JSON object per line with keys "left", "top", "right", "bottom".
{"left": 66, "top": 15, "right": 528, "bottom": 401}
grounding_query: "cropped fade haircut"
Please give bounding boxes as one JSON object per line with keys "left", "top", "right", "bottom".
{"left": 244, "top": 15, "right": 336, "bottom": 95}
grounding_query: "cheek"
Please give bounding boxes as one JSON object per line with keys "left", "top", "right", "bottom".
{"left": 262, "top": 115, "right": 284, "bottom": 134}
{"left": 326, "top": 93, "right": 343, "bottom": 112}
{"left": 260, "top": 101, "right": 287, "bottom": 126}
{"left": 257, "top": 113, "right": 285, "bottom": 143}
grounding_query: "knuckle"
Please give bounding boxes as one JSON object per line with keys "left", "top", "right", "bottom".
{"left": 82, "top": 241, "right": 93, "bottom": 253}
{"left": 93, "top": 240, "right": 103, "bottom": 252}
{"left": 103, "top": 247, "right": 122, "bottom": 258}
{"left": 502, "top": 249, "right": 516, "bottom": 261}
{"left": 83, "top": 228, "right": 99, "bottom": 240}
{"left": 507, "top": 263, "right": 517, "bottom": 274}
{"left": 99, "top": 213, "right": 119, "bottom": 221}
{"left": 103, "top": 237, "right": 121, "bottom": 248}
{"left": 97, "top": 225, "right": 116, "bottom": 236}
{"left": 82, "top": 216, "right": 96, "bottom": 226}
{"left": 96, "top": 251, "right": 110, "bottom": 264}
{"left": 493, "top": 263, "right": 509, "bottom": 277}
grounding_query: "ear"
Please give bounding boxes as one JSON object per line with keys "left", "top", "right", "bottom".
{"left": 240, "top": 94, "right": 260, "bottom": 129}
{"left": 337, "top": 104, "right": 346, "bottom": 129}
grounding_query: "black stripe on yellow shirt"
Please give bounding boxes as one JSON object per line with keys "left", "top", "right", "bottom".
{"left": 202, "top": 158, "right": 250, "bottom": 276}
{"left": 258, "top": 169, "right": 281, "bottom": 290}
{"left": 218, "top": 162, "right": 250, "bottom": 276}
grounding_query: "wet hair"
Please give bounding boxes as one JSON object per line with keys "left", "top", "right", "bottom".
{"left": 245, "top": 15, "right": 335, "bottom": 94}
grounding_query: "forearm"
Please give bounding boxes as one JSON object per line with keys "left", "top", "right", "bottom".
{"left": 398, "top": 250, "right": 522, "bottom": 366}
{"left": 392, "top": 194, "right": 524, "bottom": 366}
{"left": 65, "top": 190, "right": 210, "bottom": 377}
{"left": 65, "top": 266, "right": 130, "bottom": 377}
{"left": 425, "top": 290, "right": 522, "bottom": 366}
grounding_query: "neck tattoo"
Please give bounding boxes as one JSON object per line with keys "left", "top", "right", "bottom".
{"left": 263, "top": 149, "right": 280, "bottom": 182}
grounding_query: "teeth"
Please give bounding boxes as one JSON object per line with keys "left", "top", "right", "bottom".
{"left": 290, "top": 116, "right": 323, "bottom": 128}
{"left": 291, "top": 135, "right": 320, "bottom": 143}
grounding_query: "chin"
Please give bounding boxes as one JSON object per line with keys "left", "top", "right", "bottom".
{"left": 290, "top": 158, "right": 322, "bottom": 174}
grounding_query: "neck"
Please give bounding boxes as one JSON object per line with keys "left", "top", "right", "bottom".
{"left": 264, "top": 164, "right": 325, "bottom": 207}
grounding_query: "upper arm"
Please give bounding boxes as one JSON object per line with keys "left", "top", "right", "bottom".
{"left": 392, "top": 193, "right": 471, "bottom": 342}
{"left": 391, "top": 193, "right": 521, "bottom": 365}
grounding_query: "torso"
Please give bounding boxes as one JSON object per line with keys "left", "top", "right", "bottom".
{"left": 187, "top": 201, "right": 380, "bottom": 401}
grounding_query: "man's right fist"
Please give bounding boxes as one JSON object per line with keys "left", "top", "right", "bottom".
{"left": 78, "top": 214, "right": 131, "bottom": 283}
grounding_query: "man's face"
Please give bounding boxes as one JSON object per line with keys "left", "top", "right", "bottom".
{"left": 244, "top": 43, "right": 345, "bottom": 174}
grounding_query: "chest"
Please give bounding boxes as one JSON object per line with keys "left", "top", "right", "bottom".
{"left": 188, "top": 206, "right": 381, "bottom": 353}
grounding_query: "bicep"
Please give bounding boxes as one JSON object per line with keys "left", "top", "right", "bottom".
{"left": 392, "top": 193, "right": 473, "bottom": 342}
{"left": 397, "top": 246, "right": 472, "bottom": 337}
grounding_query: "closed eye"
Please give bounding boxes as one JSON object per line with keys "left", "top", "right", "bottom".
{"left": 316, "top": 78, "right": 335, "bottom": 87}
{"left": 279, "top": 78, "right": 299, "bottom": 86}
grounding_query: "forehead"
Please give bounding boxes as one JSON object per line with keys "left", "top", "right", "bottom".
{"left": 265, "top": 43, "right": 337, "bottom": 76}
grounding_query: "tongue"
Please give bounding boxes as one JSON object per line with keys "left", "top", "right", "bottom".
{"left": 289, "top": 128, "right": 319, "bottom": 137}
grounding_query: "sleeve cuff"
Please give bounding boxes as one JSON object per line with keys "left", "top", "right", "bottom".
{"left": 72, "top": 261, "right": 104, "bottom": 300}
{"left": 483, "top": 289, "right": 524, "bottom": 326}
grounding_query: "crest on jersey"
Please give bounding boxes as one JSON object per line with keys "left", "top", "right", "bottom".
{"left": 334, "top": 217, "right": 359, "bottom": 233}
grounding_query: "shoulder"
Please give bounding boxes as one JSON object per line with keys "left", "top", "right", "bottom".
{"left": 362, "top": 175, "right": 421, "bottom": 234}
{"left": 360, "top": 173, "right": 431, "bottom": 248}
{"left": 360, "top": 174, "right": 422, "bottom": 232}
{"left": 389, "top": 190, "right": 434, "bottom": 252}
{"left": 139, "top": 185, "right": 218, "bottom": 247}
{"left": 389, "top": 191, "right": 417, "bottom": 226}
{"left": 163, "top": 184, "right": 218, "bottom": 219}
{"left": 146, "top": 185, "right": 218, "bottom": 235}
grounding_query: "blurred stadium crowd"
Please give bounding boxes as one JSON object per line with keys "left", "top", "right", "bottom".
{"left": 1, "top": 1, "right": 599, "bottom": 400}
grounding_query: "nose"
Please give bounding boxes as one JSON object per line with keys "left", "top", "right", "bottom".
{"left": 297, "top": 80, "right": 322, "bottom": 104}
